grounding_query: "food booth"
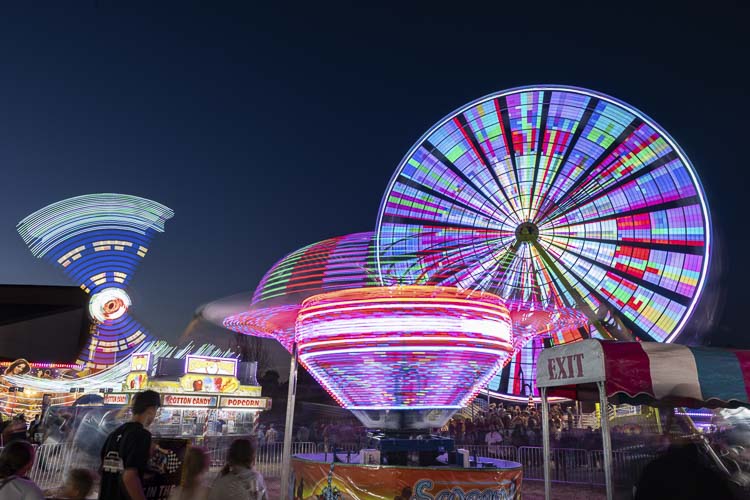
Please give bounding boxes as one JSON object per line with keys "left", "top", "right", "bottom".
{"left": 107, "top": 353, "right": 271, "bottom": 441}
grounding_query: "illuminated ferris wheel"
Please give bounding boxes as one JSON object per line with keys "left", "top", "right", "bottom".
{"left": 375, "top": 86, "right": 711, "bottom": 396}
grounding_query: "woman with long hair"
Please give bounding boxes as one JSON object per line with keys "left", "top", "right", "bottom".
{"left": 168, "top": 447, "right": 210, "bottom": 500}
{"left": 208, "top": 438, "right": 267, "bottom": 500}
{"left": 0, "top": 440, "right": 44, "bottom": 499}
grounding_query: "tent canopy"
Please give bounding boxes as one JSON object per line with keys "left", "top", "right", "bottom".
{"left": 536, "top": 340, "right": 750, "bottom": 409}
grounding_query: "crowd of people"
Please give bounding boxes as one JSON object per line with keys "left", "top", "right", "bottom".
{"left": 0, "top": 390, "right": 269, "bottom": 500}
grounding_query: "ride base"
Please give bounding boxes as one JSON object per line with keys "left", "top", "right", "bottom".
{"left": 289, "top": 433, "right": 522, "bottom": 499}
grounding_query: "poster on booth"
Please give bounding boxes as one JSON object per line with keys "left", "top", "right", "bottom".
{"left": 126, "top": 372, "right": 149, "bottom": 390}
{"left": 143, "top": 437, "right": 188, "bottom": 500}
{"left": 290, "top": 458, "right": 522, "bottom": 499}
{"left": 130, "top": 352, "right": 152, "bottom": 372}
{"left": 179, "top": 373, "right": 240, "bottom": 393}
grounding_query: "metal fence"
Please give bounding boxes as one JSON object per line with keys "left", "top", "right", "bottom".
{"left": 13, "top": 440, "right": 653, "bottom": 490}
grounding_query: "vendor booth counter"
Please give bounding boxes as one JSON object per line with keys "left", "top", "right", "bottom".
{"left": 104, "top": 353, "right": 271, "bottom": 440}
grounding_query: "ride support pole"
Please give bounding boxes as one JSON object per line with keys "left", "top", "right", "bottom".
{"left": 597, "top": 381, "right": 613, "bottom": 500}
{"left": 280, "top": 342, "right": 299, "bottom": 499}
{"left": 540, "top": 387, "right": 551, "bottom": 500}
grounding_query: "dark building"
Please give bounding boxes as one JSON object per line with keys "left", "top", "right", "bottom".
{"left": 0, "top": 285, "right": 90, "bottom": 363}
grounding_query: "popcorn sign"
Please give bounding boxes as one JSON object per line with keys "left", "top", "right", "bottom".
{"left": 219, "top": 396, "right": 270, "bottom": 409}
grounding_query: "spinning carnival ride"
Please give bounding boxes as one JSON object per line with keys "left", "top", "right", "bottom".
{"left": 376, "top": 85, "right": 711, "bottom": 397}
{"left": 223, "top": 85, "right": 711, "bottom": 408}
{"left": 17, "top": 194, "right": 174, "bottom": 367}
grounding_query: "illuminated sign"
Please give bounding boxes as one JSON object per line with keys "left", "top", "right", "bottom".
{"left": 162, "top": 394, "right": 218, "bottom": 407}
{"left": 103, "top": 393, "right": 130, "bottom": 405}
{"left": 179, "top": 374, "right": 240, "bottom": 393}
{"left": 184, "top": 355, "right": 237, "bottom": 377}
{"left": 130, "top": 352, "right": 152, "bottom": 372}
{"left": 219, "top": 396, "right": 270, "bottom": 409}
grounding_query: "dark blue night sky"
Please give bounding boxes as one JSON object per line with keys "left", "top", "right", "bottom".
{"left": 0, "top": 3, "right": 747, "bottom": 347}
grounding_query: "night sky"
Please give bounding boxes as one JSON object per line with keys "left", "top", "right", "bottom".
{"left": 0, "top": 3, "right": 747, "bottom": 348}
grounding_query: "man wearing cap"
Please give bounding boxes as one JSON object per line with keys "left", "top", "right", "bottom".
{"left": 99, "top": 390, "right": 161, "bottom": 500}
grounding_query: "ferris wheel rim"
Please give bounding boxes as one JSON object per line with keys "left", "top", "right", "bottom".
{"left": 374, "top": 84, "right": 712, "bottom": 345}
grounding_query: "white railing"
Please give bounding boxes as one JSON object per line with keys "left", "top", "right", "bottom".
{"left": 11, "top": 440, "right": 657, "bottom": 489}
{"left": 29, "top": 442, "right": 77, "bottom": 490}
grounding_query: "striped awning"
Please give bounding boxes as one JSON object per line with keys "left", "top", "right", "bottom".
{"left": 536, "top": 339, "right": 750, "bottom": 409}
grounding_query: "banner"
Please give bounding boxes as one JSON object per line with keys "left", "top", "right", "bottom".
{"left": 143, "top": 438, "right": 188, "bottom": 500}
{"left": 290, "top": 457, "right": 522, "bottom": 499}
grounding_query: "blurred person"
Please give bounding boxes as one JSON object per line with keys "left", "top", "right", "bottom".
{"left": 3, "top": 415, "right": 28, "bottom": 444}
{"left": 0, "top": 440, "right": 44, "bottom": 499}
{"left": 208, "top": 438, "right": 267, "bottom": 500}
{"left": 264, "top": 424, "right": 278, "bottom": 444}
{"left": 296, "top": 425, "right": 309, "bottom": 443}
{"left": 635, "top": 438, "right": 738, "bottom": 499}
{"left": 98, "top": 390, "right": 161, "bottom": 500}
{"left": 485, "top": 425, "right": 503, "bottom": 456}
{"left": 26, "top": 415, "right": 40, "bottom": 443}
{"left": 46, "top": 468, "right": 96, "bottom": 500}
{"left": 168, "top": 447, "right": 209, "bottom": 500}
{"left": 256, "top": 425, "right": 266, "bottom": 447}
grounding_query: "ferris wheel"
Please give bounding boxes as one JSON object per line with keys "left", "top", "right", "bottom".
{"left": 375, "top": 86, "right": 711, "bottom": 397}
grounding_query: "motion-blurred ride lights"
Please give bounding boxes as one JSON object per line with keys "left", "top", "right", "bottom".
{"left": 295, "top": 286, "right": 514, "bottom": 429}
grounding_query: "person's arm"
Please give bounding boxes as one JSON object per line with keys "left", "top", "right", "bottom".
{"left": 122, "top": 468, "right": 147, "bottom": 500}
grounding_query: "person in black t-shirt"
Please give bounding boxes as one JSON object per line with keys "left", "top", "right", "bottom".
{"left": 99, "top": 390, "right": 161, "bottom": 500}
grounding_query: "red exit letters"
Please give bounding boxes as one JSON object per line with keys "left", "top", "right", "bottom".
{"left": 547, "top": 353, "right": 585, "bottom": 380}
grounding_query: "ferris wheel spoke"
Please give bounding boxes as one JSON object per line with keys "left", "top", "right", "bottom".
{"left": 394, "top": 174, "right": 510, "bottom": 227}
{"left": 536, "top": 116, "right": 642, "bottom": 224}
{"left": 454, "top": 114, "right": 522, "bottom": 220}
{"left": 450, "top": 242, "right": 519, "bottom": 290}
{"left": 532, "top": 97, "right": 599, "bottom": 221}
{"left": 423, "top": 139, "right": 519, "bottom": 222}
{"left": 540, "top": 146, "right": 680, "bottom": 227}
{"left": 527, "top": 244, "right": 571, "bottom": 307}
{"left": 530, "top": 240, "right": 608, "bottom": 339}
{"left": 539, "top": 239, "right": 680, "bottom": 342}
{"left": 494, "top": 97, "right": 522, "bottom": 210}
{"left": 543, "top": 195, "right": 701, "bottom": 230}
{"left": 527, "top": 92, "right": 551, "bottom": 221}
{"left": 382, "top": 229, "right": 511, "bottom": 285}
{"left": 539, "top": 235, "right": 693, "bottom": 308}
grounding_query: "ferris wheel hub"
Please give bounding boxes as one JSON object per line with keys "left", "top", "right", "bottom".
{"left": 515, "top": 222, "right": 539, "bottom": 242}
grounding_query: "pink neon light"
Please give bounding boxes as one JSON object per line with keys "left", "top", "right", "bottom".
{"left": 295, "top": 286, "right": 513, "bottom": 410}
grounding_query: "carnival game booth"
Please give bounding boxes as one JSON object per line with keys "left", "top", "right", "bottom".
{"left": 536, "top": 339, "right": 750, "bottom": 500}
